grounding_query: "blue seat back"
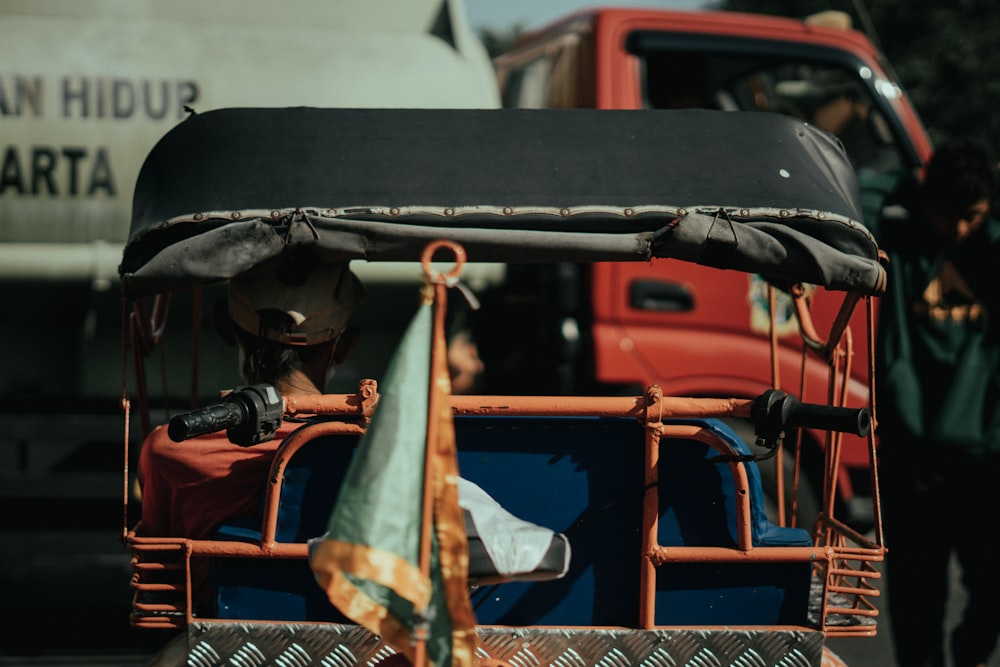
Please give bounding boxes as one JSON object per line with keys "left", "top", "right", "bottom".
{"left": 212, "top": 415, "right": 811, "bottom": 626}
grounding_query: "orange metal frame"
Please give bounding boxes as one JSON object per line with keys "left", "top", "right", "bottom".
{"left": 127, "top": 382, "right": 883, "bottom": 636}
{"left": 123, "top": 244, "right": 884, "bottom": 640}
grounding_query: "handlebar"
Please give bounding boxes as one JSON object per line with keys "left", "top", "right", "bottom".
{"left": 750, "top": 388, "right": 870, "bottom": 448}
{"left": 165, "top": 384, "right": 867, "bottom": 451}
{"left": 167, "top": 384, "right": 283, "bottom": 446}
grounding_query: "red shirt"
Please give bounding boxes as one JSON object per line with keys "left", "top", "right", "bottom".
{"left": 136, "top": 422, "right": 301, "bottom": 539}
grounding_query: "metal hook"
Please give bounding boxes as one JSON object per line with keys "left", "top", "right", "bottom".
{"left": 420, "top": 239, "right": 466, "bottom": 286}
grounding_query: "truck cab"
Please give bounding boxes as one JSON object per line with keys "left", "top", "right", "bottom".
{"left": 487, "top": 7, "right": 933, "bottom": 526}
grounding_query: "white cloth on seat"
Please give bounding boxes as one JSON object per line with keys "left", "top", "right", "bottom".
{"left": 308, "top": 477, "right": 570, "bottom": 581}
{"left": 457, "top": 478, "right": 569, "bottom": 579}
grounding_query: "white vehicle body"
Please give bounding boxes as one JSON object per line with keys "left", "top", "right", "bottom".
{"left": 0, "top": 0, "right": 499, "bottom": 284}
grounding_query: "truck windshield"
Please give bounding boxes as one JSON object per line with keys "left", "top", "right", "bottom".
{"left": 629, "top": 35, "right": 902, "bottom": 176}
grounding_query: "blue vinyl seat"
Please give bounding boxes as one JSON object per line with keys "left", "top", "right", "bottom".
{"left": 212, "top": 415, "right": 812, "bottom": 627}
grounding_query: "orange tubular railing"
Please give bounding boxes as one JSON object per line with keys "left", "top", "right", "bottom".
{"left": 127, "top": 382, "right": 884, "bottom": 635}
{"left": 126, "top": 276, "right": 882, "bottom": 638}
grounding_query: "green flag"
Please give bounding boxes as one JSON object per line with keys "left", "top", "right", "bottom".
{"left": 311, "top": 290, "right": 477, "bottom": 666}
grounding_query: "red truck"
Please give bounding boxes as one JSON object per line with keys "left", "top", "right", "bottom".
{"left": 483, "top": 7, "right": 933, "bottom": 528}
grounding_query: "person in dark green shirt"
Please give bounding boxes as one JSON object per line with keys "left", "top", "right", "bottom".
{"left": 876, "top": 139, "right": 1000, "bottom": 667}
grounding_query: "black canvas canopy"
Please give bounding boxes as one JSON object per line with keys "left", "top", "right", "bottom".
{"left": 120, "top": 107, "right": 884, "bottom": 297}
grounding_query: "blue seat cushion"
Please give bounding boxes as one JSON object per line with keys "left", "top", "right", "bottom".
{"left": 212, "top": 415, "right": 811, "bottom": 626}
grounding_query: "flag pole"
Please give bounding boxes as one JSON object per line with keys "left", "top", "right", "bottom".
{"left": 414, "top": 240, "right": 465, "bottom": 667}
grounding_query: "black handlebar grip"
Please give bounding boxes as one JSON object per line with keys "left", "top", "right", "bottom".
{"left": 784, "top": 398, "right": 871, "bottom": 437}
{"left": 168, "top": 401, "right": 246, "bottom": 442}
{"left": 752, "top": 389, "right": 871, "bottom": 444}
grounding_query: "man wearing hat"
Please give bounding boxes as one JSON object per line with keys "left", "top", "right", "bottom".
{"left": 135, "top": 261, "right": 366, "bottom": 602}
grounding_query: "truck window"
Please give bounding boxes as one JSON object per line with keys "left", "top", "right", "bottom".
{"left": 628, "top": 33, "right": 903, "bottom": 176}
{"left": 498, "top": 27, "right": 905, "bottom": 180}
